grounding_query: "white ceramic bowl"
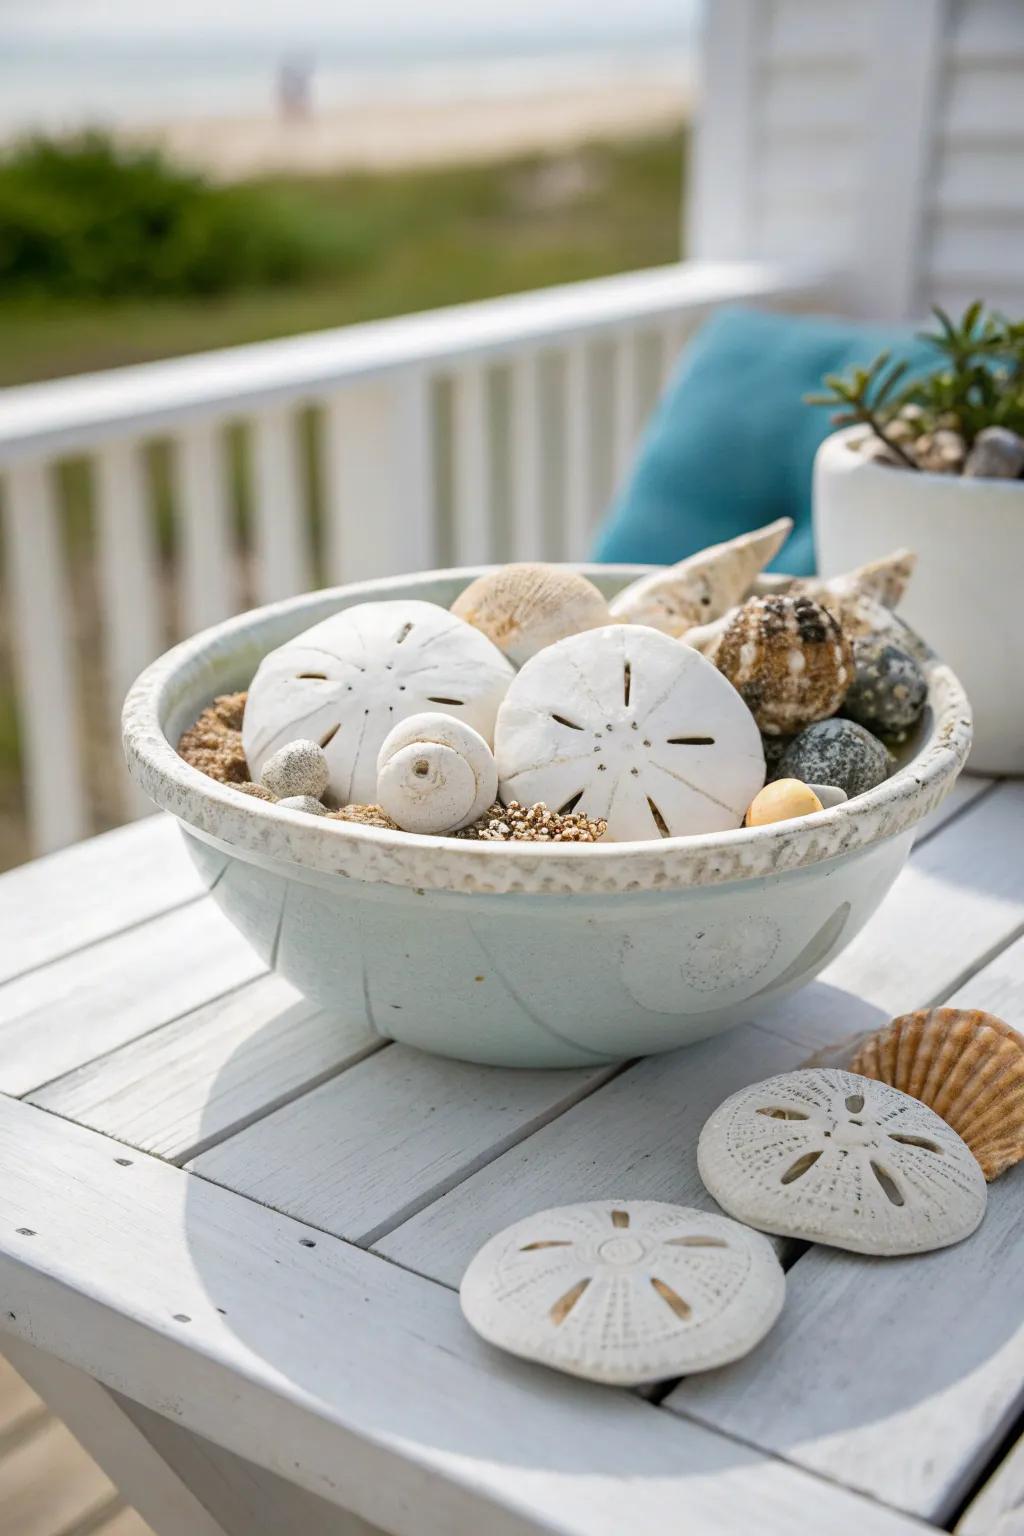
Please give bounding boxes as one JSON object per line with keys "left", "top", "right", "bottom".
{"left": 124, "top": 566, "right": 972, "bottom": 1068}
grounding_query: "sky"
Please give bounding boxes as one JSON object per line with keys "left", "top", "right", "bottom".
{"left": 2, "top": 0, "right": 700, "bottom": 45}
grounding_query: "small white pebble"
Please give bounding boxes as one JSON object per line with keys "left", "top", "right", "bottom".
{"left": 277, "top": 794, "right": 328, "bottom": 816}
{"left": 260, "top": 739, "right": 330, "bottom": 799}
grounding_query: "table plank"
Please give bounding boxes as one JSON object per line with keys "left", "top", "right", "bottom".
{"left": 0, "top": 899, "right": 263, "bottom": 1097}
{"left": 28, "top": 973, "right": 380, "bottom": 1163}
{"left": 376, "top": 1024, "right": 807, "bottom": 1285}
{"left": 0, "top": 1094, "right": 926, "bottom": 1536}
{"left": 913, "top": 772, "right": 994, "bottom": 845}
{"left": 663, "top": 935, "right": 1024, "bottom": 1524}
{"left": 956, "top": 1431, "right": 1024, "bottom": 1535}
{"left": 0, "top": 816, "right": 206, "bottom": 987}
{"left": 753, "top": 781, "right": 1024, "bottom": 1055}
{"left": 189, "top": 1048, "right": 622, "bottom": 1246}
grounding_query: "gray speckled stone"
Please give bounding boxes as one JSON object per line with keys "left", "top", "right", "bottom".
{"left": 843, "top": 636, "right": 927, "bottom": 737}
{"left": 775, "top": 718, "right": 893, "bottom": 799}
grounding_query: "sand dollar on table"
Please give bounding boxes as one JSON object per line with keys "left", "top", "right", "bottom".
{"left": 460, "top": 1200, "right": 785, "bottom": 1385}
{"left": 242, "top": 600, "right": 514, "bottom": 805}
{"left": 698, "top": 1068, "right": 987, "bottom": 1256}
{"left": 493, "top": 624, "right": 765, "bottom": 841}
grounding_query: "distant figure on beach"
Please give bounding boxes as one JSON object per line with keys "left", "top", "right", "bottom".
{"left": 278, "top": 58, "right": 313, "bottom": 121}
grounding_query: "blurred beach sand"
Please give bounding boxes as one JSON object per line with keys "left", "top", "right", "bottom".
{"left": 123, "top": 79, "right": 691, "bottom": 178}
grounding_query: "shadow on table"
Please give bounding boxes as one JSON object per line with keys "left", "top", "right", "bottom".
{"left": 181, "top": 973, "right": 1018, "bottom": 1526}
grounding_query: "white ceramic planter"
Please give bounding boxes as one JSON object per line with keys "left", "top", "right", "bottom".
{"left": 814, "top": 427, "right": 1024, "bottom": 774}
{"left": 123, "top": 566, "right": 971, "bottom": 1069}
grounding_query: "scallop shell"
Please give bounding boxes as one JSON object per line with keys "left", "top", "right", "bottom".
{"left": 850, "top": 1008, "right": 1024, "bottom": 1180}
{"left": 493, "top": 623, "right": 765, "bottom": 841}
{"left": 609, "top": 517, "right": 792, "bottom": 637}
{"left": 451, "top": 564, "right": 610, "bottom": 665}
{"left": 698, "top": 1068, "right": 987, "bottom": 1255}
{"left": 713, "top": 595, "right": 854, "bottom": 737}
{"left": 459, "top": 1200, "right": 785, "bottom": 1385}
{"left": 242, "top": 600, "right": 513, "bottom": 805}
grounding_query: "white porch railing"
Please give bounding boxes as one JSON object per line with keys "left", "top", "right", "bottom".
{"left": 0, "top": 258, "right": 836, "bottom": 856}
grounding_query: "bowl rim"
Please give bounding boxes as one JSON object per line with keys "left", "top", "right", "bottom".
{"left": 123, "top": 563, "right": 973, "bottom": 897}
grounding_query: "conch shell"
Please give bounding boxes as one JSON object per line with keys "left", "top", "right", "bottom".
{"left": 609, "top": 518, "right": 792, "bottom": 637}
{"left": 851, "top": 1007, "right": 1024, "bottom": 1180}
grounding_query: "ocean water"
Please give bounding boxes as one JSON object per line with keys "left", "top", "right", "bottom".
{"left": 0, "top": 11, "right": 699, "bottom": 133}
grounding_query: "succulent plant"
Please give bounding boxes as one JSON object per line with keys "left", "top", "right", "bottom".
{"left": 807, "top": 302, "right": 1024, "bottom": 476}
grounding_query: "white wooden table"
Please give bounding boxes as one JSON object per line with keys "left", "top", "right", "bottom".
{"left": 1, "top": 777, "right": 1021, "bottom": 1536}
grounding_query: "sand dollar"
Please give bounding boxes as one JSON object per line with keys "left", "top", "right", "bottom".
{"left": 493, "top": 624, "right": 764, "bottom": 841}
{"left": 243, "top": 600, "right": 513, "bottom": 805}
{"left": 460, "top": 1200, "right": 785, "bottom": 1385}
{"left": 698, "top": 1068, "right": 987, "bottom": 1256}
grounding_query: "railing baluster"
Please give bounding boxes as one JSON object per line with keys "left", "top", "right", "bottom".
{"left": 250, "top": 403, "right": 312, "bottom": 604}
{"left": 2, "top": 459, "right": 89, "bottom": 852}
{"left": 451, "top": 363, "right": 493, "bottom": 566}
{"left": 563, "top": 341, "right": 595, "bottom": 561}
{"left": 657, "top": 317, "right": 691, "bottom": 391}
{"left": 95, "top": 438, "right": 162, "bottom": 818}
{"left": 322, "top": 375, "right": 436, "bottom": 584}
{"left": 612, "top": 332, "right": 642, "bottom": 492}
{"left": 509, "top": 352, "right": 545, "bottom": 562}
{"left": 174, "top": 419, "right": 235, "bottom": 633}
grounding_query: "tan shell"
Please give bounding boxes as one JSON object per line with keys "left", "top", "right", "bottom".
{"left": 713, "top": 594, "right": 854, "bottom": 737}
{"left": 451, "top": 564, "right": 610, "bottom": 665}
{"left": 608, "top": 518, "right": 792, "bottom": 637}
{"left": 851, "top": 1008, "right": 1024, "bottom": 1180}
{"left": 745, "top": 779, "right": 823, "bottom": 827}
{"left": 760, "top": 549, "right": 917, "bottom": 613}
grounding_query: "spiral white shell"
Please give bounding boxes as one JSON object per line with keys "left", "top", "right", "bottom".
{"left": 242, "top": 600, "right": 513, "bottom": 806}
{"left": 493, "top": 624, "right": 764, "bottom": 841}
{"left": 698, "top": 1068, "right": 987, "bottom": 1256}
{"left": 460, "top": 1200, "right": 785, "bottom": 1385}
{"left": 376, "top": 712, "right": 498, "bottom": 834}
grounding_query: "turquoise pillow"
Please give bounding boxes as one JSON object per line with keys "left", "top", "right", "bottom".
{"left": 592, "top": 307, "right": 935, "bottom": 576}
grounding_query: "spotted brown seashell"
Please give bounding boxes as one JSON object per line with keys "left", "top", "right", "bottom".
{"left": 851, "top": 1008, "right": 1024, "bottom": 1180}
{"left": 713, "top": 594, "right": 854, "bottom": 737}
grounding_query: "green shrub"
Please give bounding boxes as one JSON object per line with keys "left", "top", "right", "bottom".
{"left": 0, "top": 132, "right": 344, "bottom": 299}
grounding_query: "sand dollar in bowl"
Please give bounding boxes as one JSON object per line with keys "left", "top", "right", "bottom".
{"left": 123, "top": 565, "right": 971, "bottom": 1068}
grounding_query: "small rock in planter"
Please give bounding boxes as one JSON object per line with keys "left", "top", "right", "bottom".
{"left": 914, "top": 428, "right": 965, "bottom": 474}
{"left": 858, "top": 435, "right": 910, "bottom": 468}
{"left": 963, "top": 426, "right": 1024, "bottom": 480}
{"left": 775, "top": 717, "right": 892, "bottom": 799}
{"left": 260, "top": 739, "right": 330, "bottom": 800}
{"left": 843, "top": 636, "right": 927, "bottom": 738}
{"left": 277, "top": 794, "right": 328, "bottom": 816}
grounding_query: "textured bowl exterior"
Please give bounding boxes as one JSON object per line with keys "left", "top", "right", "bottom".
{"left": 123, "top": 565, "right": 971, "bottom": 1067}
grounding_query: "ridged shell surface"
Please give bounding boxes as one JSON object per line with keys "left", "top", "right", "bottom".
{"left": 698, "top": 1068, "right": 987, "bottom": 1255}
{"left": 242, "top": 600, "right": 514, "bottom": 805}
{"left": 451, "top": 564, "right": 610, "bottom": 664}
{"left": 851, "top": 1008, "right": 1024, "bottom": 1180}
{"left": 460, "top": 1200, "right": 785, "bottom": 1385}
